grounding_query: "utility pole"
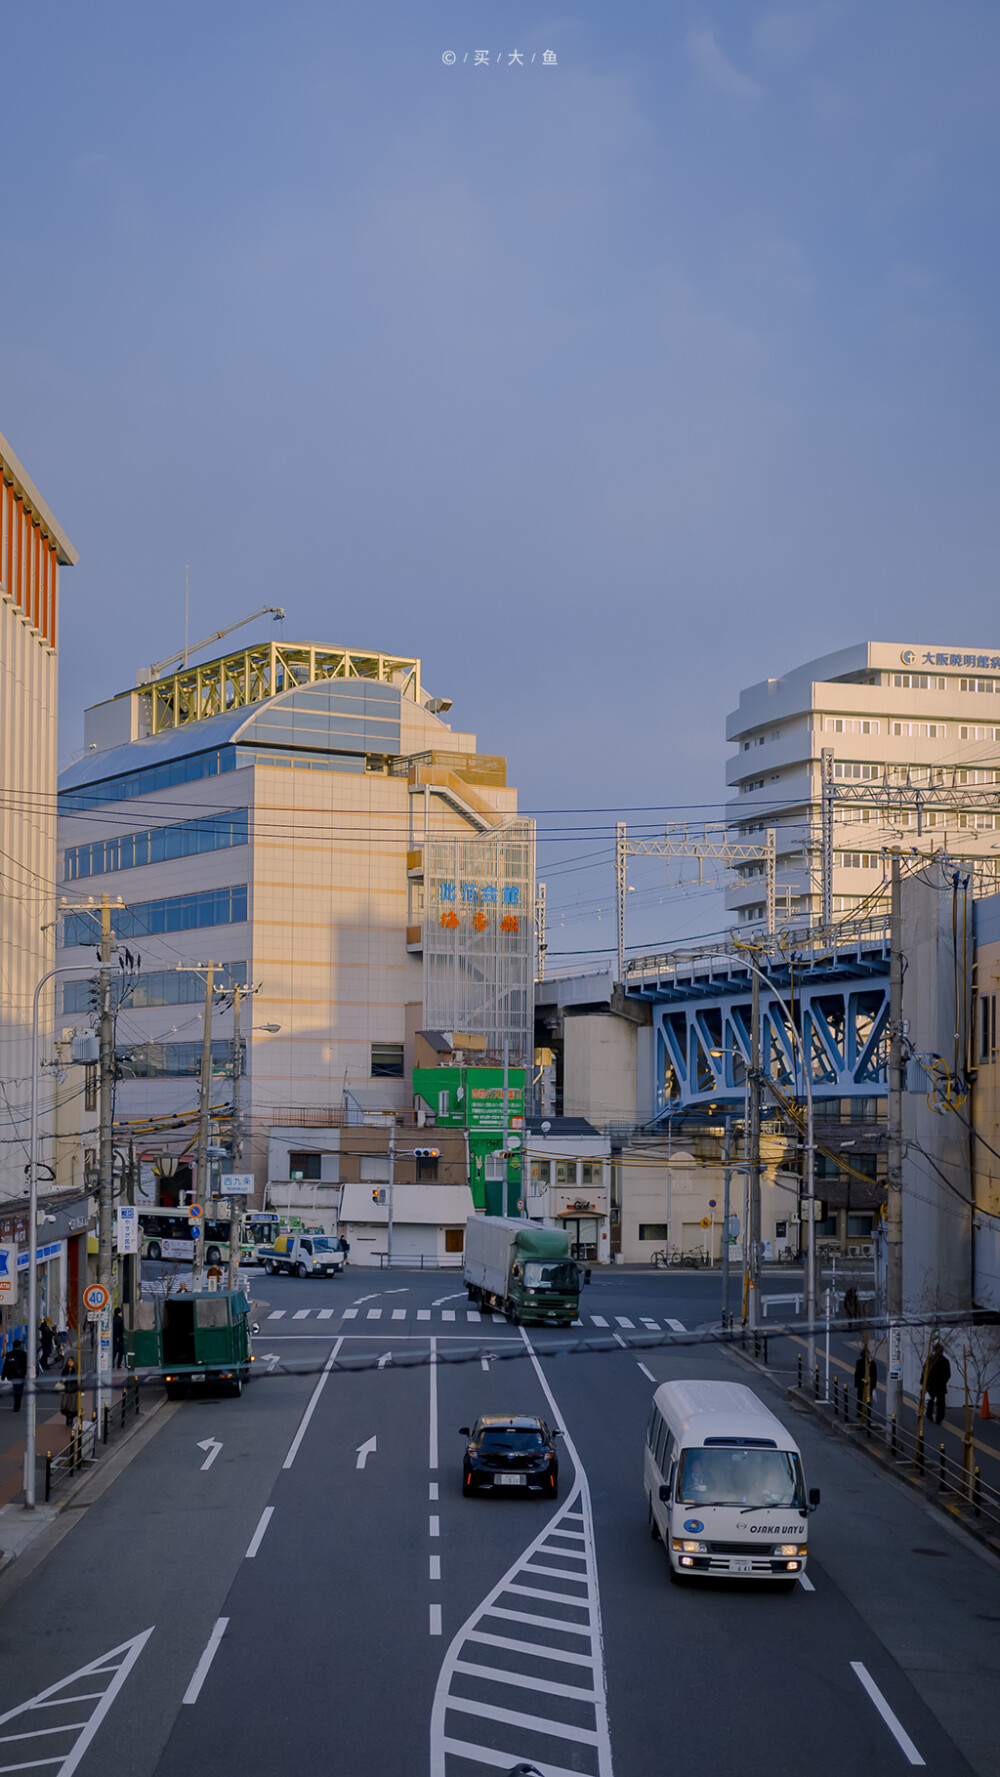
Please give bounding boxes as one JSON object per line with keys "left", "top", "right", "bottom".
{"left": 886, "top": 852, "right": 904, "bottom": 1430}
{"left": 226, "top": 985, "right": 244, "bottom": 1293}
{"left": 193, "top": 962, "right": 216, "bottom": 1290}
{"left": 746, "top": 966, "right": 762, "bottom": 1330}
{"left": 616, "top": 823, "right": 627, "bottom": 984}
{"left": 386, "top": 1123, "right": 396, "bottom": 1268}
{"left": 721, "top": 1114, "right": 732, "bottom": 1325}
{"left": 97, "top": 894, "right": 116, "bottom": 1428}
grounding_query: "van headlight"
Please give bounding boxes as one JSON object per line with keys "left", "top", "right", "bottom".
{"left": 779, "top": 1543, "right": 807, "bottom": 1557}
{"left": 681, "top": 1540, "right": 707, "bottom": 1554}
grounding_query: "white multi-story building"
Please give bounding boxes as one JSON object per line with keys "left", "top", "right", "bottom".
{"left": 55, "top": 640, "right": 534, "bottom": 1209}
{"left": 0, "top": 428, "right": 77, "bottom": 1199}
{"left": 726, "top": 640, "right": 1000, "bottom": 926}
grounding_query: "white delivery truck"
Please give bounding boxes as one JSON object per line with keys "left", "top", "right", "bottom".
{"left": 644, "top": 1378, "right": 820, "bottom": 1588}
{"left": 258, "top": 1233, "right": 346, "bottom": 1278}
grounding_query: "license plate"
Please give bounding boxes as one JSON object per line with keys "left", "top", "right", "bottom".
{"left": 498, "top": 1474, "right": 525, "bottom": 1486}
{"left": 730, "top": 1558, "right": 752, "bottom": 1573}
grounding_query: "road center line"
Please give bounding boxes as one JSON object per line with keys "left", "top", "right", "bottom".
{"left": 637, "top": 1362, "right": 656, "bottom": 1382}
{"left": 183, "top": 1618, "right": 228, "bottom": 1706}
{"left": 850, "top": 1663, "right": 925, "bottom": 1765}
{"left": 282, "top": 1337, "right": 344, "bottom": 1470}
{"left": 429, "top": 1335, "right": 439, "bottom": 1471}
{"left": 244, "top": 1506, "right": 274, "bottom": 1559}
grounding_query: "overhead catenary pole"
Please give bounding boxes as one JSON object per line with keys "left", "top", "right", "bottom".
{"left": 615, "top": 823, "right": 627, "bottom": 984}
{"left": 192, "top": 961, "right": 216, "bottom": 1290}
{"left": 227, "top": 985, "right": 244, "bottom": 1292}
{"left": 97, "top": 894, "right": 116, "bottom": 1430}
{"left": 721, "top": 1113, "right": 732, "bottom": 1325}
{"left": 885, "top": 852, "right": 904, "bottom": 1431}
{"left": 746, "top": 966, "right": 762, "bottom": 1330}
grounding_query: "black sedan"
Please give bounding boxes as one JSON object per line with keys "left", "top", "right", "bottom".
{"left": 459, "top": 1415, "right": 561, "bottom": 1497}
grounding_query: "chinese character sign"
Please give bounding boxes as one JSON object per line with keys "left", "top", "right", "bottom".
{"left": 424, "top": 822, "right": 535, "bottom": 1066}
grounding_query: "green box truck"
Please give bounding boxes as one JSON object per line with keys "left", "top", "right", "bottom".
{"left": 463, "top": 1216, "right": 589, "bottom": 1326}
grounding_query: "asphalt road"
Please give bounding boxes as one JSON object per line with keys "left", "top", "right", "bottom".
{"left": 0, "top": 1266, "right": 998, "bottom": 1777}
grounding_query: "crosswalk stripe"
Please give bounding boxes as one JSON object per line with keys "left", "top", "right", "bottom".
{"left": 641, "top": 1318, "right": 659, "bottom": 1329}
{"left": 666, "top": 1317, "right": 686, "bottom": 1332}
{"left": 392, "top": 1310, "right": 406, "bottom": 1320}
{"left": 342, "top": 1309, "right": 358, "bottom": 1320}
{"left": 491, "top": 1312, "right": 505, "bottom": 1323}
{"left": 615, "top": 1316, "right": 634, "bottom": 1328}
{"left": 441, "top": 1311, "right": 455, "bottom": 1322}
{"left": 292, "top": 1309, "right": 310, "bottom": 1320}
{"left": 466, "top": 1311, "right": 481, "bottom": 1322}
{"left": 267, "top": 1310, "right": 285, "bottom": 1320}
{"left": 317, "top": 1309, "right": 334, "bottom": 1320}
{"left": 417, "top": 1310, "right": 431, "bottom": 1320}
{"left": 367, "top": 1309, "right": 382, "bottom": 1320}
{"left": 590, "top": 1315, "right": 608, "bottom": 1327}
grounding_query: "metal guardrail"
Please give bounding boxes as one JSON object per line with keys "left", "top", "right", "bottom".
{"left": 372, "top": 1253, "right": 464, "bottom": 1271}
{"left": 44, "top": 1378, "right": 142, "bottom": 1503}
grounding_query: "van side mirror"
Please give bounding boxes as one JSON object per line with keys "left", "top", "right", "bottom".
{"left": 658, "top": 1484, "right": 670, "bottom": 1503}
{"left": 251, "top": 1322, "right": 260, "bottom": 1336}
{"left": 459, "top": 1426, "right": 470, "bottom": 1436}
{"left": 552, "top": 1427, "right": 563, "bottom": 1437}
{"left": 809, "top": 1487, "right": 821, "bottom": 1509}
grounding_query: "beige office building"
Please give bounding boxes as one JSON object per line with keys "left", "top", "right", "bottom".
{"left": 727, "top": 640, "right": 1000, "bottom": 927}
{"left": 56, "top": 641, "right": 534, "bottom": 1208}
{"left": 0, "top": 429, "right": 77, "bottom": 1199}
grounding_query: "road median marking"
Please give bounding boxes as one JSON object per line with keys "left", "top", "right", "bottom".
{"left": 245, "top": 1505, "right": 274, "bottom": 1558}
{"left": 850, "top": 1662, "right": 925, "bottom": 1765}
{"left": 183, "top": 1618, "right": 228, "bottom": 1706}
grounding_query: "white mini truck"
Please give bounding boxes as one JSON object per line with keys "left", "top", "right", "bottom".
{"left": 644, "top": 1378, "right": 819, "bottom": 1587}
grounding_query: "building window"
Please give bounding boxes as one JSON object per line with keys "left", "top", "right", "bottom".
{"left": 59, "top": 746, "right": 240, "bottom": 814}
{"left": 64, "top": 962, "right": 247, "bottom": 1014}
{"left": 838, "top": 852, "right": 882, "bottom": 870}
{"left": 893, "top": 673, "right": 932, "bottom": 689}
{"left": 64, "top": 809, "right": 248, "bottom": 881}
{"left": 360, "top": 1156, "right": 386, "bottom": 1181}
{"left": 484, "top": 1152, "right": 505, "bottom": 1181}
{"left": 834, "top": 761, "right": 880, "bottom": 780}
{"left": 371, "top": 1043, "right": 404, "bottom": 1077}
{"left": 960, "top": 678, "right": 999, "bottom": 694}
{"left": 554, "top": 1161, "right": 575, "bottom": 1186}
{"left": 827, "top": 718, "right": 880, "bottom": 734}
{"left": 117, "top": 1039, "right": 244, "bottom": 1079}
{"left": 530, "top": 1161, "right": 551, "bottom": 1190}
{"left": 581, "top": 1162, "right": 602, "bottom": 1186}
{"left": 416, "top": 1152, "right": 439, "bottom": 1181}
{"left": 980, "top": 994, "right": 997, "bottom": 1064}
{"left": 444, "top": 1228, "right": 464, "bottom": 1253}
{"left": 638, "top": 1223, "right": 668, "bottom": 1241}
{"left": 847, "top": 1213, "right": 874, "bottom": 1238}
{"left": 289, "top": 1152, "right": 323, "bottom": 1181}
{"left": 438, "top": 1089, "right": 450, "bottom": 1117}
{"left": 63, "top": 885, "right": 248, "bottom": 947}
{"left": 816, "top": 1214, "right": 839, "bottom": 1236}
{"left": 740, "top": 778, "right": 765, "bottom": 793}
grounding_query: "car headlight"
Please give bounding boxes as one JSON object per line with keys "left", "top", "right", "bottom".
{"left": 681, "top": 1540, "right": 707, "bottom": 1554}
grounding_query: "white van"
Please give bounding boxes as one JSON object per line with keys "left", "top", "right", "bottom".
{"left": 644, "top": 1378, "right": 819, "bottom": 1587}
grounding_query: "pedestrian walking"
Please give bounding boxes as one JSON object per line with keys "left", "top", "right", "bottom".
{"left": 1, "top": 1339, "right": 27, "bottom": 1411}
{"left": 57, "top": 1356, "right": 79, "bottom": 1425}
{"left": 112, "top": 1307, "right": 125, "bottom": 1368}
{"left": 39, "top": 1318, "right": 54, "bottom": 1371}
{"left": 926, "top": 1343, "right": 951, "bottom": 1425}
{"left": 854, "top": 1351, "right": 877, "bottom": 1414}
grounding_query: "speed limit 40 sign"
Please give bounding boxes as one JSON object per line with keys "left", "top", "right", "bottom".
{"left": 83, "top": 1283, "right": 109, "bottom": 1314}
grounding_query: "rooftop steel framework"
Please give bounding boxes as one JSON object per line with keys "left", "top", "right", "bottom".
{"left": 129, "top": 641, "right": 422, "bottom": 735}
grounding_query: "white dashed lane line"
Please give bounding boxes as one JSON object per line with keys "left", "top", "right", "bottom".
{"left": 850, "top": 1663, "right": 924, "bottom": 1765}
{"left": 637, "top": 1363, "right": 656, "bottom": 1382}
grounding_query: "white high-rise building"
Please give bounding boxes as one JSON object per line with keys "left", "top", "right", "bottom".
{"left": 0, "top": 429, "right": 77, "bottom": 1199}
{"left": 726, "top": 641, "right": 1000, "bottom": 927}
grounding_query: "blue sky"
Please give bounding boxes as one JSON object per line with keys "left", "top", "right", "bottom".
{"left": 3, "top": 1, "right": 998, "bottom": 959}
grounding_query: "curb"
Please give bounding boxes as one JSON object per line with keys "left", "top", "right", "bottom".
{"left": 730, "top": 1339, "right": 1000, "bottom": 1563}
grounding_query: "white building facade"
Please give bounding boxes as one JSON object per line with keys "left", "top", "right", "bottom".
{"left": 727, "top": 640, "right": 1000, "bottom": 927}
{"left": 0, "top": 429, "right": 77, "bottom": 1200}
{"left": 55, "top": 641, "right": 533, "bottom": 1213}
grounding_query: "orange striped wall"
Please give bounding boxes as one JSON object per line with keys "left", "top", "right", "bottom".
{"left": 0, "top": 474, "right": 58, "bottom": 651}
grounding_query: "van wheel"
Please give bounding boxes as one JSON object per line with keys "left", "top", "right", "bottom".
{"left": 648, "top": 1501, "right": 660, "bottom": 1541}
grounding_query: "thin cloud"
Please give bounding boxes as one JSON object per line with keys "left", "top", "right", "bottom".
{"left": 686, "top": 27, "right": 762, "bottom": 100}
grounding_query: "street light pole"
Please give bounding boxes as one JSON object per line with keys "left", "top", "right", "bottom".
{"left": 192, "top": 962, "right": 216, "bottom": 1291}
{"left": 227, "top": 985, "right": 244, "bottom": 1294}
{"left": 721, "top": 1113, "right": 732, "bottom": 1325}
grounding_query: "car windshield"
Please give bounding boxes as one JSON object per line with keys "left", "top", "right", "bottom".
{"left": 677, "top": 1447, "right": 804, "bottom": 1508}
{"left": 478, "top": 1427, "right": 545, "bottom": 1451}
{"left": 310, "top": 1238, "right": 336, "bottom": 1252}
{"left": 523, "top": 1261, "right": 578, "bottom": 1292}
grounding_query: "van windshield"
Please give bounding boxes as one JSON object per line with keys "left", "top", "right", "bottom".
{"left": 523, "top": 1261, "right": 579, "bottom": 1292}
{"left": 677, "top": 1447, "right": 804, "bottom": 1509}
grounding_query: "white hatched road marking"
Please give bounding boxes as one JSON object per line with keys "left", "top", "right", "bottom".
{"left": 665, "top": 1318, "right": 686, "bottom": 1332}
{"left": 590, "top": 1315, "right": 608, "bottom": 1327}
{"left": 430, "top": 1333, "right": 612, "bottom": 1777}
{"left": 615, "top": 1317, "right": 634, "bottom": 1329}
{"left": 640, "top": 1318, "right": 658, "bottom": 1329}
{"left": 0, "top": 1629, "right": 154, "bottom": 1776}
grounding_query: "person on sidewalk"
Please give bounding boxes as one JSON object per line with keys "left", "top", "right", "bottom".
{"left": 39, "top": 1318, "right": 54, "bottom": 1371}
{"left": 926, "top": 1343, "right": 951, "bottom": 1426}
{"left": 112, "top": 1307, "right": 125, "bottom": 1368}
{"left": 854, "top": 1351, "right": 877, "bottom": 1414}
{"left": 57, "top": 1356, "right": 79, "bottom": 1426}
{"left": 2, "top": 1340, "right": 27, "bottom": 1411}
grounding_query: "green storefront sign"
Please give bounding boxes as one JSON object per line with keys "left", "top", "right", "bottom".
{"left": 413, "top": 1065, "right": 525, "bottom": 1215}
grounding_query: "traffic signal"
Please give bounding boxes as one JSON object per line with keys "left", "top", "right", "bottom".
{"left": 413, "top": 1148, "right": 440, "bottom": 1159}
{"left": 372, "top": 1188, "right": 386, "bottom": 1205}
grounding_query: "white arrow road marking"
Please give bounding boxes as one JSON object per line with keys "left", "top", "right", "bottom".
{"left": 197, "top": 1438, "right": 222, "bottom": 1471}
{"left": 377, "top": 1352, "right": 392, "bottom": 1369}
{"left": 183, "top": 1618, "right": 228, "bottom": 1706}
{"left": 356, "top": 1436, "right": 378, "bottom": 1470}
{"left": 258, "top": 1353, "right": 281, "bottom": 1373}
{"left": 0, "top": 1627, "right": 153, "bottom": 1777}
